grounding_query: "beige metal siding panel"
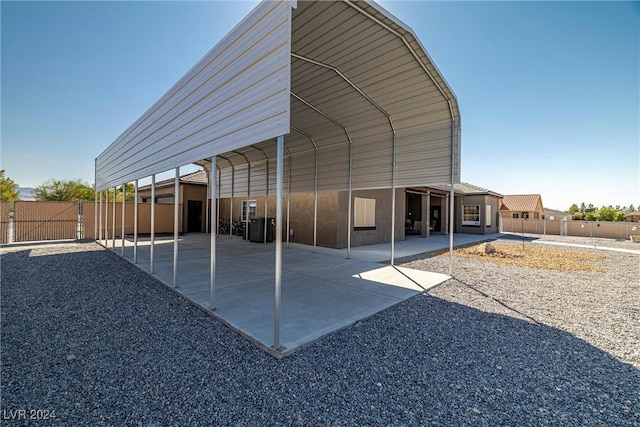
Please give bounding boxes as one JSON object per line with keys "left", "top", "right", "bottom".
{"left": 219, "top": 169, "right": 233, "bottom": 198}
{"left": 249, "top": 161, "right": 268, "bottom": 196}
{"left": 96, "top": 1, "right": 294, "bottom": 190}
{"left": 233, "top": 164, "right": 249, "bottom": 196}
{"left": 317, "top": 144, "right": 349, "bottom": 192}
{"left": 289, "top": 150, "right": 316, "bottom": 193}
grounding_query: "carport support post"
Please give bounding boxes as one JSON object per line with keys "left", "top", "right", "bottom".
{"left": 134, "top": 180, "right": 138, "bottom": 264}
{"left": 205, "top": 170, "right": 210, "bottom": 234}
{"left": 313, "top": 150, "right": 318, "bottom": 251}
{"left": 98, "top": 191, "right": 102, "bottom": 243}
{"left": 286, "top": 152, "right": 291, "bottom": 249}
{"left": 347, "top": 140, "right": 353, "bottom": 259}
{"left": 94, "top": 191, "right": 98, "bottom": 241}
{"left": 121, "top": 184, "right": 126, "bottom": 256}
{"left": 230, "top": 166, "right": 234, "bottom": 239}
{"left": 264, "top": 159, "right": 269, "bottom": 244}
{"left": 173, "top": 167, "right": 180, "bottom": 288}
{"left": 150, "top": 174, "right": 155, "bottom": 274}
{"left": 112, "top": 186, "right": 116, "bottom": 250}
{"left": 391, "top": 134, "right": 397, "bottom": 265}
{"left": 217, "top": 168, "right": 221, "bottom": 236}
{"left": 210, "top": 156, "right": 217, "bottom": 309}
{"left": 274, "top": 135, "right": 284, "bottom": 350}
{"left": 247, "top": 165, "right": 251, "bottom": 241}
{"left": 104, "top": 191, "right": 108, "bottom": 246}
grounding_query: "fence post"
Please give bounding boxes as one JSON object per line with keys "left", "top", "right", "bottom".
{"left": 77, "top": 201, "right": 83, "bottom": 240}
{"left": 8, "top": 211, "right": 14, "bottom": 244}
{"left": 543, "top": 219, "right": 546, "bottom": 235}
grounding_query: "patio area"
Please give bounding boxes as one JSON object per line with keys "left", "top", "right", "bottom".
{"left": 102, "top": 232, "right": 500, "bottom": 356}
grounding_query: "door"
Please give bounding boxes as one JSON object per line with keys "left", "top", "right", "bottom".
{"left": 187, "top": 200, "right": 202, "bottom": 233}
{"left": 430, "top": 206, "right": 441, "bottom": 233}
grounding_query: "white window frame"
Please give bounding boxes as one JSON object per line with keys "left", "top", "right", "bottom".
{"left": 241, "top": 199, "right": 257, "bottom": 221}
{"left": 354, "top": 197, "right": 376, "bottom": 228}
{"left": 462, "top": 205, "right": 481, "bottom": 226}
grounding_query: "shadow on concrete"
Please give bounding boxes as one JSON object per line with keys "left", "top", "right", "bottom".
{"left": 2, "top": 246, "right": 638, "bottom": 426}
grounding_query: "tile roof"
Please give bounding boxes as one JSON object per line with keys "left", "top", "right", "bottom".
{"left": 500, "top": 194, "right": 543, "bottom": 212}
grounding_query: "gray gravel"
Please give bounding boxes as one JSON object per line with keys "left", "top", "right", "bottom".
{"left": 2, "top": 240, "right": 639, "bottom": 426}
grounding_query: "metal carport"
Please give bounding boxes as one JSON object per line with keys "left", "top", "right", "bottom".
{"left": 94, "top": 0, "right": 460, "bottom": 351}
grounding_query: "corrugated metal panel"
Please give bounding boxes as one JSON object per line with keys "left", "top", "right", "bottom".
{"left": 219, "top": 168, "right": 233, "bottom": 198}
{"left": 98, "top": 0, "right": 462, "bottom": 196}
{"left": 289, "top": 150, "right": 315, "bottom": 192}
{"left": 290, "top": 0, "right": 460, "bottom": 190}
{"left": 249, "top": 160, "right": 268, "bottom": 196}
{"left": 233, "top": 164, "right": 249, "bottom": 196}
{"left": 95, "top": 0, "right": 295, "bottom": 190}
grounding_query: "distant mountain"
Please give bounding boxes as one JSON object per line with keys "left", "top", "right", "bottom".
{"left": 18, "top": 187, "right": 36, "bottom": 201}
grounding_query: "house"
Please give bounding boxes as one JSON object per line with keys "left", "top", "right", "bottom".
{"left": 137, "top": 170, "right": 208, "bottom": 233}
{"left": 543, "top": 208, "right": 571, "bottom": 221}
{"left": 625, "top": 211, "right": 640, "bottom": 222}
{"left": 499, "top": 194, "right": 544, "bottom": 220}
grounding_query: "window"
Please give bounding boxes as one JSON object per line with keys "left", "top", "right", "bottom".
{"left": 485, "top": 205, "right": 492, "bottom": 227}
{"left": 523, "top": 213, "right": 529, "bottom": 219}
{"left": 512, "top": 213, "right": 520, "bottom": 219}
{"left": 354, "top": 197, "right": 376, "bottom": 228}
{"left": 241, "top": 199, "right": 257, "bottom": 221}
{"left": 462, "top": 205, "right": 480, "bottom": 226}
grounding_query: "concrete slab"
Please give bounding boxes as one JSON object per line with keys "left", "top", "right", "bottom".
{"left": 103, "top": 232, "right": 496, "bottom": 356}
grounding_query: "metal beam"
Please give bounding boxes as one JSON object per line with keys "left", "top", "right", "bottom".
{"left": 94, "top": 191, "right": 98, "bottom": 242}
{"left": 232, "top": 150, "right": 251, "bottom": 241}
{"left": 98, "top": 191, "right": 102, "bottom": 244}
{"left": 173, "top": 167, "right": 180, "bottom": 287}
{"left": 112, "top": 186, "right": 116, "bottom": 250}
{"left": 251, "top": 145, "right": 270, "bottom": 244}
{"left": 121, "top": 184, "right": 126, "bottom": 256}
{"left": 134, "top": 180, "right": 138, "bottom": 263}
{"left": 290, "top": 126, "right": 318, "bottom": 250}
{"left": 274, "top": 135, "right": 284, "bottom": 350}
{"left": 104, "top": 190, "right": 108, "bottom": 246}
{"left": 210, "top": 156, "right": 217, "bottom": 309}
{"left": 150, "top": 174, "right": 155, "bottom": 274}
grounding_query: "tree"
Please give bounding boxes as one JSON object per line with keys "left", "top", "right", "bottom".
{"left": 35, "top": 179, "right": 95, "bottom": 201}
{"left": 0, "top": 170, "right": 20, "bottom": 203}
{"left": 103, "top": 183, "right": 135, "bottom": 202}
{"left": 568, "top": 203, "right": 579, "bottom": 214}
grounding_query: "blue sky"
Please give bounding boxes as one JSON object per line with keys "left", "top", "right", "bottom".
{"left": 2, "top": 1, "right": 638, "bottom": 210}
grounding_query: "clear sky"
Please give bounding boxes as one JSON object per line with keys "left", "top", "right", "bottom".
{"left": 2, "top": 1, "right": 638, "bottom": 210}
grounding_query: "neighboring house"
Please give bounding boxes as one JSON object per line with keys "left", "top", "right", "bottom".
{"left": 543, "top": 208, "right": 571, "bottom": 221}
{"left": 499, "top": 194, "right": 544, "bottom": 220}
{"left": 138, "top": 170, "right": 208, "bottom": 233}
{"left": 625, "top": 211, "right": 640, "bottom": 222}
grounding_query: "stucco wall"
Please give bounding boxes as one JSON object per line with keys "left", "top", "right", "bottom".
{"left": 336, "top": 188, "right": 405, "bottom": 249}
{"left": 456, "top": 194, "right": 501, "bottom": 235}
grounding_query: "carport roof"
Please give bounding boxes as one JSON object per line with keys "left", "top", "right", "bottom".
{"left": 95, "top": 0, "right": 460, "bottom": 192}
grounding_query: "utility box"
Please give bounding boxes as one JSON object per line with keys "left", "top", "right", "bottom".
{"left": 250, "top": 217, "right": 275, "bottom": 243}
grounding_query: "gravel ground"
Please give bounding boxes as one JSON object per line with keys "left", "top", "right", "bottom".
{"left": 2, "top": 241, "right": 639, "bottom": 426}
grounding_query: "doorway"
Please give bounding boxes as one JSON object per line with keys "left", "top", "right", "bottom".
{"left": 405, "top": 193, "right": 422, "bottom": 235}
{"left": 187, "top": 200, "right": 203, "bottom": 233}
{"left": 430, "top": 206, "right": 441, "bottom": 234}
